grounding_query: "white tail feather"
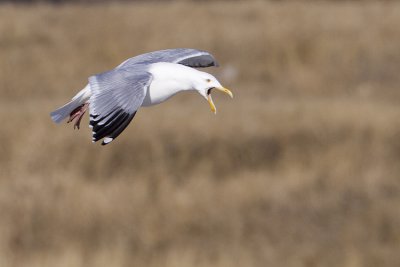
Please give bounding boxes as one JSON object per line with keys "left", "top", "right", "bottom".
{"left": 50, "top": 84, "right": 91, "bottom": 123}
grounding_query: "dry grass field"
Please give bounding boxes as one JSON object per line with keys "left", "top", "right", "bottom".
{"left": 1, "top": 1, "right": 400, "bottom": 267}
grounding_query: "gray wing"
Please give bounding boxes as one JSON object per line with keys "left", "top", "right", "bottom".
{"left": 88, "top": 68, "right": 152, "bottom": 145}
{"left": 116, "top": 48, "right": 219, "bottom": 69}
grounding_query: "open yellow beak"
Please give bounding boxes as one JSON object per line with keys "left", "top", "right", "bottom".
{"left": 207, "top": 87, "right": 233, "bottom": 114}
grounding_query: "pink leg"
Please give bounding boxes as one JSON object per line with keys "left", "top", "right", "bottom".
{"left": 67, "top": 102, "right": 89, "bottom": 129}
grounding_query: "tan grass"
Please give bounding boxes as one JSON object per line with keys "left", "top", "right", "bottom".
{"left": 1, "top": 1, "right": 400, "bottom": 267}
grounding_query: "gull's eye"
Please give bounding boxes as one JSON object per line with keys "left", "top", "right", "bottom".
{"left": 206, "top": 79, "right": 211, "bottom": 83}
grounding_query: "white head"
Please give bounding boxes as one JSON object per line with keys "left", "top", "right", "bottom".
{"left": 192, "top": 71, "right": 233, "bottom": 114}
{"left": 148, "top": 62, "right": 233, "bottom": 113}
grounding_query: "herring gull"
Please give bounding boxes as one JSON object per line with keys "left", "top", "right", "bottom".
{"left": 50, "top": 48, "right": 233, "bottom": 145}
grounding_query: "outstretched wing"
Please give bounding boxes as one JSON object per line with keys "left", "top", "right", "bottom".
{"left": 116, "top": 48, "right": 219, "bottom": 69}
{"left": 88, "top": 68, "right": 152, "bottom": 145}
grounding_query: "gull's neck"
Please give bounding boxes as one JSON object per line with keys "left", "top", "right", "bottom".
{"left": 142, "top": 62, "right": 200, "bottom": 107}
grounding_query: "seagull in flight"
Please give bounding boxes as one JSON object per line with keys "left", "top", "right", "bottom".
{"left": 50, "top": 48, "right": 233, "bottom": 145}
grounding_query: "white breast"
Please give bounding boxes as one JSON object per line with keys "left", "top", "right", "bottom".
{"left": 142, "top": 77, "right": 185, "bottom": 106}
{"left": 141, "top": 62, "right": 198, "bottom": 107}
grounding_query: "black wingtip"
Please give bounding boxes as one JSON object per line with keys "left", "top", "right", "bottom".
{"left": 179, "top": 54, "right": 219, "bottom": 68}
{"left": 91, "top": 111, "right": 137, "bottom": 145}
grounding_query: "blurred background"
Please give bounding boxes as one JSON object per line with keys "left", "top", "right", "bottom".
{"left": 1, "top": 0, "right": 400, "bottom": 266}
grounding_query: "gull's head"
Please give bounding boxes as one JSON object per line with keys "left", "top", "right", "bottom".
{"left": 193, "top": 72, "right": 233, "bottom": 114}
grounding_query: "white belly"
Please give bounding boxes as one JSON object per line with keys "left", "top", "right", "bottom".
{"left": 141, "top": 79, "right": 183, "bottom": 107}
{"left": 141, "top": 62, "right": 197, "bottom": 107}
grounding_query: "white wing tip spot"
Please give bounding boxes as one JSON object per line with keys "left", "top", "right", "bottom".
{"left": 103, "top": 137, "right": 113, "bottom": 144}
